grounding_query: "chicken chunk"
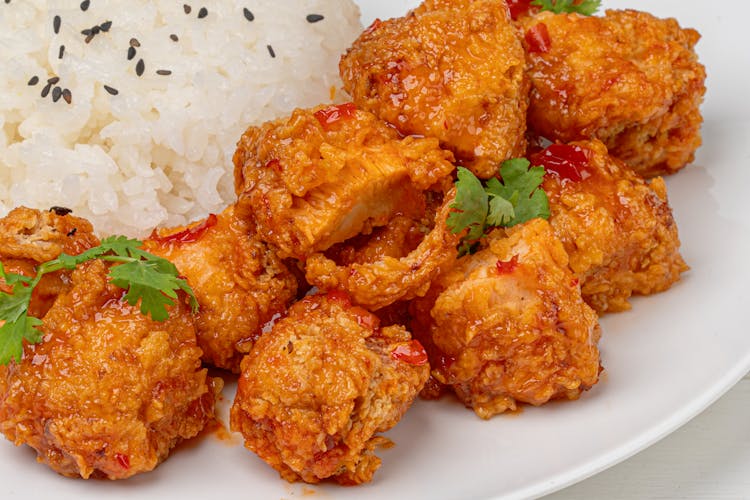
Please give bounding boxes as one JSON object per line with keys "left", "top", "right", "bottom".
{"left": 0, "top": 206, "right": 100, "bottom": 317}
{"left": 0, "top": 259, "right": 218, "bottom": 479}
{"left": 143, "top": 205, "right": 298, "bottom": 371}
{"left": 521, "top": 10, "right": 706, "bottom": 177}
{"left": 230, "top": 291, "right": 429, "bottom": 485}
{"left": 340, "top": 0, "right": 529, "bottom": 179}
{"left": 304, "top": 187, "right": 462, "bottom": 310}
{"left": 414, "top": 219, "right": 600, "bottom": 419}
{"left": 233, "top": 103, "right": 455, "bottom": 259}
{"left": 535, "top": 140, "right": 688, "bottom": 313}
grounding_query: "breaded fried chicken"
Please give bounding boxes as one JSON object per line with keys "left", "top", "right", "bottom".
{"left": 521, "top": 9, "right": 706, "bottom": 177}
{"left": 340, "top": 0, "right": 529, "bottom": 179}
{"left": 143, "top": 205, "right": 298, "bottom": 371}
{"left": 536, "top": 140, "right": 688, "bottom": 313}
{"left": 415, "top": 219, "right": 600, "bottom": 419}
{"left": 233, "top": 103, "right": 455, "bottom": 259}
{"left": 230, "top": 291, "right": 429, "bottom": 484}
{"left": 0, "top": 259, "right": 218, "bottom": 479}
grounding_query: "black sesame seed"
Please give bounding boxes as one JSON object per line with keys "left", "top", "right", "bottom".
{"left": 52, "top": 86, "right": 62, "bottom": 102}
{"left": 62, "top": 88, "right": 72, "bottom": 104}
{"left": 243, "top": 8, "right": 254, "bottom": 22}
{"left": 50, "top": 206, "right": 73, "bottom": 216}
{"left": 53, "top": 15, "right": 61, "bottom": 34}
{"left": 136, "top": 58, "right": 145, "bottom": 77}
{"left": 58, "top": 45, "right": 65, "bottom": 59}
{"left": 129, "top": 37, "right": 140, "bottom": 48}
{"left": 28, "top": 76, "right": 39, "bottom": 86}
{"left": 183, "top": 4, "right": 191, "bottom": 14}
{"left": 266, "top": 44, "right": 275, "bottom": 58}
{"left": 81, "top": 28, "right": 92, "bottom": 36}
{"left": 170, "top": 33, "right": 178, "bottom": 42}
{"left": 127, "top": 46, "right": 136, "bottom": 60}
{"left": 67, "top": 228, "right": 78, "bottom": 237}
{"left": 91, "top": 25, "right": 100, "bottom": 35}
{"left": 41, "top": 83, "right": 52, "bottom": 98}
{"left": 197, "top": 7, "right": 207, "bottom": 18}
{"left": 100, "top": 21, "right": 112, "bottom": 32}
{"left": 80, "top": 0, "right": 89, "bottom": 11}
{"left": 156, "top": 69, "right": 172, "bottom": 76}
{"left": 103, "top": 85, "right": 119, "bottom": 95}
{"left": 47, "top": 76, "right": 60, "bottom": 84}
{"left": 4, "top": 0, "right": 10, "bottom": 4}
{"left": 306, "top": 14, "right": 324, "bottom": 23}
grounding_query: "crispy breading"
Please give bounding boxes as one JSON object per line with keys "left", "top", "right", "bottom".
{"left": 522, "top": 10, "right": 706, "bottom": 177}
{"left": 230, "top": 292, "right": 428, "bottom": 484}
{"left": 143, "top": 205, "right": 298, "bottom": 371}
{"left": 233, "top": 104, "right": 455, "bottom": 259}
{"left": 0, "top": 259, "right": 218, "bottom": 479}
{"left": 541, "top": 140, "right": 688, "bottom": 313}
{"left": 340, "top": 0, "right": 529, "bottom": 178}
{"left": 416, "top": 219, "right": 600, "bottom": 419}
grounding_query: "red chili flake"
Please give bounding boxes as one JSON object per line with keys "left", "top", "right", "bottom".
{"left": 391, "top": 340, "right": 428, "bottom": 366}
{"left": 570, "top": 277, "right": 580, "bottom": 288}
{"left": 265, "top": 159, "right": 282, "bottom": 173}
{"left": 314, "top": 103, "right": 357, "bottom": 131}
{"left": 525, "top": 23, "right": 551, "bottom": 54}
{"left": 326, "top": 289, "right": 352, "bottom": 308}
{"left": 114, "top": 453, "right": 130, "bottom": 470}
{"left": 507, "top": 0, "right": 534, "bottom": 20}
{"left": 350, "top": 306, "right": 380, "bottom": 330}
{"left": 150, "top": 213, "right": 217, "bottom": 244}
{"left": 531, "top": 144, "right": 591, "bottom": 182}
{"left": 496, "top": 254, "right": 519, "bottom": 274}
{"left": 364, "top": 18, "right": 382, "bottom": 35}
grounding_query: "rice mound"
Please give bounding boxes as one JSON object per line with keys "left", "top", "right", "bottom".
{"left": 0, "top": 0, "right": 362, "bottom": 235}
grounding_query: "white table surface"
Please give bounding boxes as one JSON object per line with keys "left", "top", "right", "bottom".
{"left": 546, "top": 374, "right": 750, "bottom": 499}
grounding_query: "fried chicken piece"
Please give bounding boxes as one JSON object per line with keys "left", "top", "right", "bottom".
{"left": 230, "top": 291, "right": 429, "bottom": 485}
{"left": 233, "top": 103, "right": 455, "bottom": 259}
{"left": 305, "top": 188, "right": 462, "bottom": 310}
{"left": 143, "top": 205, "right": 298, "bottom": 372}
{"left": 414, "top": 219, "right": 600, "bottom": 419}
{"left": 0, "top": 206, "right": 100, "bottom": 317}
{"left": 340, "top": 0, "right": 529, "bottom": 179}
{"left": 536, "top": 140, "right": 688, "bottom": 313}
{"left": 0, "top": 259, "right": 218, "bottom": 479}
{"left": 521, "top": 9, "right": 706, "bottom": 177}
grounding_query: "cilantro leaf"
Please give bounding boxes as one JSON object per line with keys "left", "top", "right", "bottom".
{"left": 0, "top": 237, "right": 198, "bottom": 365}
{"left": 448, "top": 167, "right": 488, "bottom": 241}
{"left": 446, "top": 159, "right": 550, "bottom": 253}
{"left": 532, "top": 0, "right": 601, "bottom": 15}
{"left": 0, "top": 316, "right": 43, "bottom": 365}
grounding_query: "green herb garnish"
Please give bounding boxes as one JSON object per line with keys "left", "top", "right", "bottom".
{"left": 532, "top": 0, "right": 601, "bottom": 15}
{"left": 0, "top": 236, "right": 198, "bottom": 365}
{"left": 447, "top": 159, "right": 550, "bottom": 254}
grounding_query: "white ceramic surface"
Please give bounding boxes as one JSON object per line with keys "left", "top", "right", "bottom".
{"left": 2, "top": 1, "right": 748, "bottom": 499}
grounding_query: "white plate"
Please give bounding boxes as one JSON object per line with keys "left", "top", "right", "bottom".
{"left": 2, "top": 1, "right": 749, "bottom": 499}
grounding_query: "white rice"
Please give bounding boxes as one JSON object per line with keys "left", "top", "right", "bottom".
{"left": 0, "top": 0, "right": 361, "bottom": 235}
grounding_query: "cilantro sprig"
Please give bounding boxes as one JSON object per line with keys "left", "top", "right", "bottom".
{"left": 447, "top": 159, "right": 550, "bottom": 254}
{"left": 0, "top": 236, "right": 198, "bottom": 365}
{"left": 532, "top": 0, "right": 601, "bottom": 15}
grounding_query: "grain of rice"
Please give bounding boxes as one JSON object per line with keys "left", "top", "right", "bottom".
{"left": 0, "top": 0, "right": 362, "bottom": 236}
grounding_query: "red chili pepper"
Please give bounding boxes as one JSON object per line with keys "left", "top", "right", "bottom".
{"left": 391, "top": 340, "right": 429, "bottom": 366}
{"left": 525, "top": 23, "right": 551, "bottom": 54}
{"left": 364, "top": 18, "right": 382, "bottom": 35}
{"left": 496, "top": 254, "right": 519, "bottom": 274}
{"left": 532, "top": 144, "right": 591, "bottom": 182}
{"left": 351, "top": 305, "right": 380, "bottom": 330}
{"left": 114, "top": 453, "right": 130, "bottom": 470}
{"left": 149, "top": 213, "right": 218, "bottom": 244}
{"left": 507, "top": 0, "right": 534, "bottom": 20}
{"left": 314, "top": 103, "right": 357, "bottom": 131}
{"left": 326, "top": 289, "right": 352, "bottom": 308}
